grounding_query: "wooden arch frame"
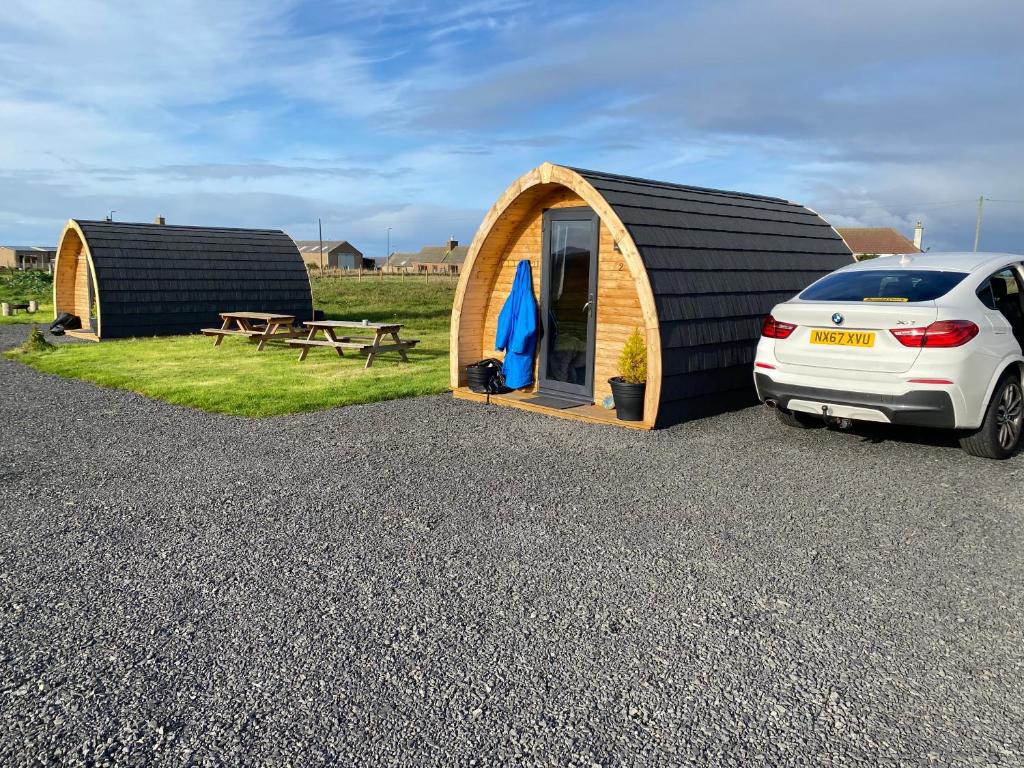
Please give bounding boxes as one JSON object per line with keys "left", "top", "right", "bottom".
{"left": 450, "top": 162, "right": 662, "bottom": 427}
{"left": 53, "top": 219, "right": 102, "bottom": 338}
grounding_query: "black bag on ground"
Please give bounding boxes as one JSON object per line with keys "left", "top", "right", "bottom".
{"left": 49, "top": 312, "right": 81, "bottom": 336}
{"left": 466, "top": 359, "right": 508, "bottom": 394}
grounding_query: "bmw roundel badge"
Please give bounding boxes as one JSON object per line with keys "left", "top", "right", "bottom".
{"left": 831, "top": 312, "right": 844, "bottom": 325}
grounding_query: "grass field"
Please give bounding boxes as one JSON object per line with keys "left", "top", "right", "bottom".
{"left": 0, "top": 270, "right": 53, "bottom": 325}
{"left": 8, "top": 275, "right": 457, "bottom": 417}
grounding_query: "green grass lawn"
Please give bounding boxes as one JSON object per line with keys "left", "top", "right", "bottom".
{"left": 0, "top": 269, "right": 53, "bottom": 324}
{"left": 7, "top": 275, "right": 457, "bottom": 417}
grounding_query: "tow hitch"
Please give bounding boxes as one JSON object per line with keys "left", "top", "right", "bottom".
{"left": 820, "top": 404, "right": 852, "bottom": 430}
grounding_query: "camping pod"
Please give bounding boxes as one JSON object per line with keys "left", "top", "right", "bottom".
{"left": 53, "top": 219, "right": 312, "bottom": 340}
{"left": 450, "top": 163, "right": 853, "bottom": 428}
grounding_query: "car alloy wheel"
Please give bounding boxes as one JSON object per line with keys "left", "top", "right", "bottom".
{"left": 996, "top": 380, "right": 1023, "bottom": 451}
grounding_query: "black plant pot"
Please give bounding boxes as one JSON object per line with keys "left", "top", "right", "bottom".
{"left": 609, "top": 377, "right": 646, "bottom": 422}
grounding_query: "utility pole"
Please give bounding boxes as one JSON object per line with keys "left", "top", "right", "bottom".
{"left": 386, "top": 227, "right": 392, "bottom": 276}
{"left": 318, "top": 217, "right": 324, "bottom": 273}
{"left": 973, "top": 196, "right": 985, "bottom": 252}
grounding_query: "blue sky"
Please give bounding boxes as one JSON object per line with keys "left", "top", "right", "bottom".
{"left": 1, "top": 0, "right": 1022, "bottom": 255}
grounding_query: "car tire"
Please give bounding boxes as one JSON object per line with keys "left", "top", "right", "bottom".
{"left": 775, "top": 407, "right": 820, "bottom": 429}
{"left": 959, "top": 373, "right": 1024, "bottom": 459}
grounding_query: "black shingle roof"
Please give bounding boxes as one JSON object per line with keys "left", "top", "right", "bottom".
{"left": 572, "top": 168, "right": 853, "bottom": 423}
{"left": 77, "top": 220, "right": 312, "bottom": 339}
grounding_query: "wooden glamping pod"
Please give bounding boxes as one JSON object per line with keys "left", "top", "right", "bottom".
{"left": 451, "top": 163, "right": 853, "bottom": 428}
{"left": 53, "top": 219, "right": 312, "bottom": 340}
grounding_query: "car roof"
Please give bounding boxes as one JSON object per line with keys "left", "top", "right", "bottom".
{"left": 835, "top": 251, "right": 1023, "bottom": 274}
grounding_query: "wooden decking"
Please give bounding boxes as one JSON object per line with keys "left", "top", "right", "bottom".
{"left": 64, "top": 329, "right": 100, "bottom": 342}
{"left": 452, "top": 387, "right": 652, "bottom": 430}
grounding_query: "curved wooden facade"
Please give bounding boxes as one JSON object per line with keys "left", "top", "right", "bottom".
{"left": 53, "top": 219, "right": 312, "bottom": 340}
{"left": 451, "top": 163, "right": 852, "bottom": 428}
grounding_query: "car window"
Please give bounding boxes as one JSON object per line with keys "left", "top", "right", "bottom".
{"left": 799, "top": 269, "right": 969, "bottom": 303}
{"left": 977, "top": 282, "right": 995, "bottom": 309}
{"left": 1001, "top": 269, "right": 1022, "bottom": 295}
{"left": 979, "top": 267, "right": 1024, "bottom": 310}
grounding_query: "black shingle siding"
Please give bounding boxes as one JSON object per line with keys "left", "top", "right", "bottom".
{"left": 572, "top": 168, "right": 852, "bottom": 426}
{"left": 653, "top": 292, "right": 804, "bottom": 323}
{"left": 614, "top": 208, "right": 833, "bottom": 238}
{"left": 600, "top": 192, "right": 822, "bottom": 224}
{"left": 660, "top": 340, "right": 761, "bottom": 377}
{"left": 580, "top": 175, "right": 801, "bottom": 214}
{"left": 647, "top": 269, "right": 830, "bottom": 295}
{"left": 627, "top": 226, "right": 848, "bottom": 253}
{"left": 638, "top": 249, "right": 850, "bottom": 271}
{"left": 78, "top": 220, "right": 312, "bottom": 339}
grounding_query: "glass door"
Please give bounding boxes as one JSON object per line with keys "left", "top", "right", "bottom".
{"left": 538, "top": 207, "right": 599, "bottom": 401}
{"left": 87, "top": 267, "right": 97, "bottom": 331}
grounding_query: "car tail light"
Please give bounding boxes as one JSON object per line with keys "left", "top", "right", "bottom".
{"left": 889, "top": 320, "right": 979, "bottom": 348}
{"left": 762, "top": 315, "right": 797, "bottom": 339}
{"left": 907, "top": 378, "right": 954, "bottom": 385}
{"left": 755, "top": 362, "right": 776, "bottom": 369}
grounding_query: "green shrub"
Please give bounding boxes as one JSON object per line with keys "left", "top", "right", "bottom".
{"left": 6, "top": 327, "right": 54, "bottom": 357}
{"left": 617, "top": 328, "right": 647, "bottom": 384}
{"left": 3, "top": 270, "right": 53, "bottom": 294}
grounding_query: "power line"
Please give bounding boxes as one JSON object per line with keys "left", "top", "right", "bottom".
{"left": 826, "top": 197, "right": 1024, "bottom": 216}
{"left": 823, "top": 198, "right": 976, "bottom": 215}
{"left": 910, "top": 199, "right": 979, "bottom": 209}
{"left": 823, "top": 198, "right": 1024, "bottom": 219}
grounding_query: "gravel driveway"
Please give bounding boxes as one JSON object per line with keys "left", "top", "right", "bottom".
{"left": 1, "top": 325, "right": 1021, "bottom": 766}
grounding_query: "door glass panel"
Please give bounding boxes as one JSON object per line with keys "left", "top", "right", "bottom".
{"left": 544, "top": 219, "right": 593, "bottom": 386}
{"left": 989, "top": 268, "right": 1024, "bottom": 348}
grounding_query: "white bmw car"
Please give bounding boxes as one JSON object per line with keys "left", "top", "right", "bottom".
{"left": 755, "top": 252, "right": 1024, "bottom": 459}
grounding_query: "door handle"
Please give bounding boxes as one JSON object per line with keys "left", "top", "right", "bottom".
{"left": 582, "top": 301, "right": 593, "bottom": 314}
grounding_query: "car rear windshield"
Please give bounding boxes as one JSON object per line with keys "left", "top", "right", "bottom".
{"left": 799, "top": 269, "right": 969, "bottom": 303}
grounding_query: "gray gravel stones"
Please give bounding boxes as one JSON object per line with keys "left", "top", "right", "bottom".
{"left": 0, "top": 324, "right": 1022, "bottom": 766}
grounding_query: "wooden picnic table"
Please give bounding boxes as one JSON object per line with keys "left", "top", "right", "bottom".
{"left": 288, "top": 320, "right": 419, "bottom": 368}
{"left": 202, "top": 311, "right": 298, "bottom": 351}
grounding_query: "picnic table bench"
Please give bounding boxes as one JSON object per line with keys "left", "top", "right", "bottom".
{"left": 288, "top": 320, "right": 419, "bottom": 368}
{"left": 202, "top": 311, "right": 298, "bottom": 351}
{"left": 1, "top": 301, "right": 36, "bottom": 316}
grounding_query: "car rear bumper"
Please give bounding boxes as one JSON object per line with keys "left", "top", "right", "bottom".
{"left": 754, "top": 373, "right": 956, "bottom": 429}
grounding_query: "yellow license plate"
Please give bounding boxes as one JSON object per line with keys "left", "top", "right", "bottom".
{"left": 809, "top": 329, "right": 875, "bottom": 347}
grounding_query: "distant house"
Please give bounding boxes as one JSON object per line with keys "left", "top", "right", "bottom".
{"left": 293, "top": 239, "right": 371, "bottom": 269}
{"left": 0, "top": 245, "right": 57, "bottom": 270}
{"left": 386, "top": 251, "right": 419, "bottom": 271}
{"left": 387, "top": 238, "right": 469, "bottom": 274}
{"left": 837, "top": 224, "right": 923, "bottom": 261}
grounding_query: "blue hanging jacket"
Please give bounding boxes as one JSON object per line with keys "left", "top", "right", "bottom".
{"left": 494, "top": 260, "right": 538, "bottom": 389}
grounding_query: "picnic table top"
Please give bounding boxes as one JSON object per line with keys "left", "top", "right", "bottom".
{"left": 220, "top": 311, "right": 295, "bottom": 321}
{"left": 303, "top": 320, "right": 403, "bottom": 330}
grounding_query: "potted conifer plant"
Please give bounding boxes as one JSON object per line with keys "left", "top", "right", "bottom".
{"left": 609, "top": 328, "right": 647, "bottom": 421}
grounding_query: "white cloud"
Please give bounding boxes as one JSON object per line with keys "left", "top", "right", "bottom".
{"left": 0, "top": 0, "right": 1021, "bottom": 255}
